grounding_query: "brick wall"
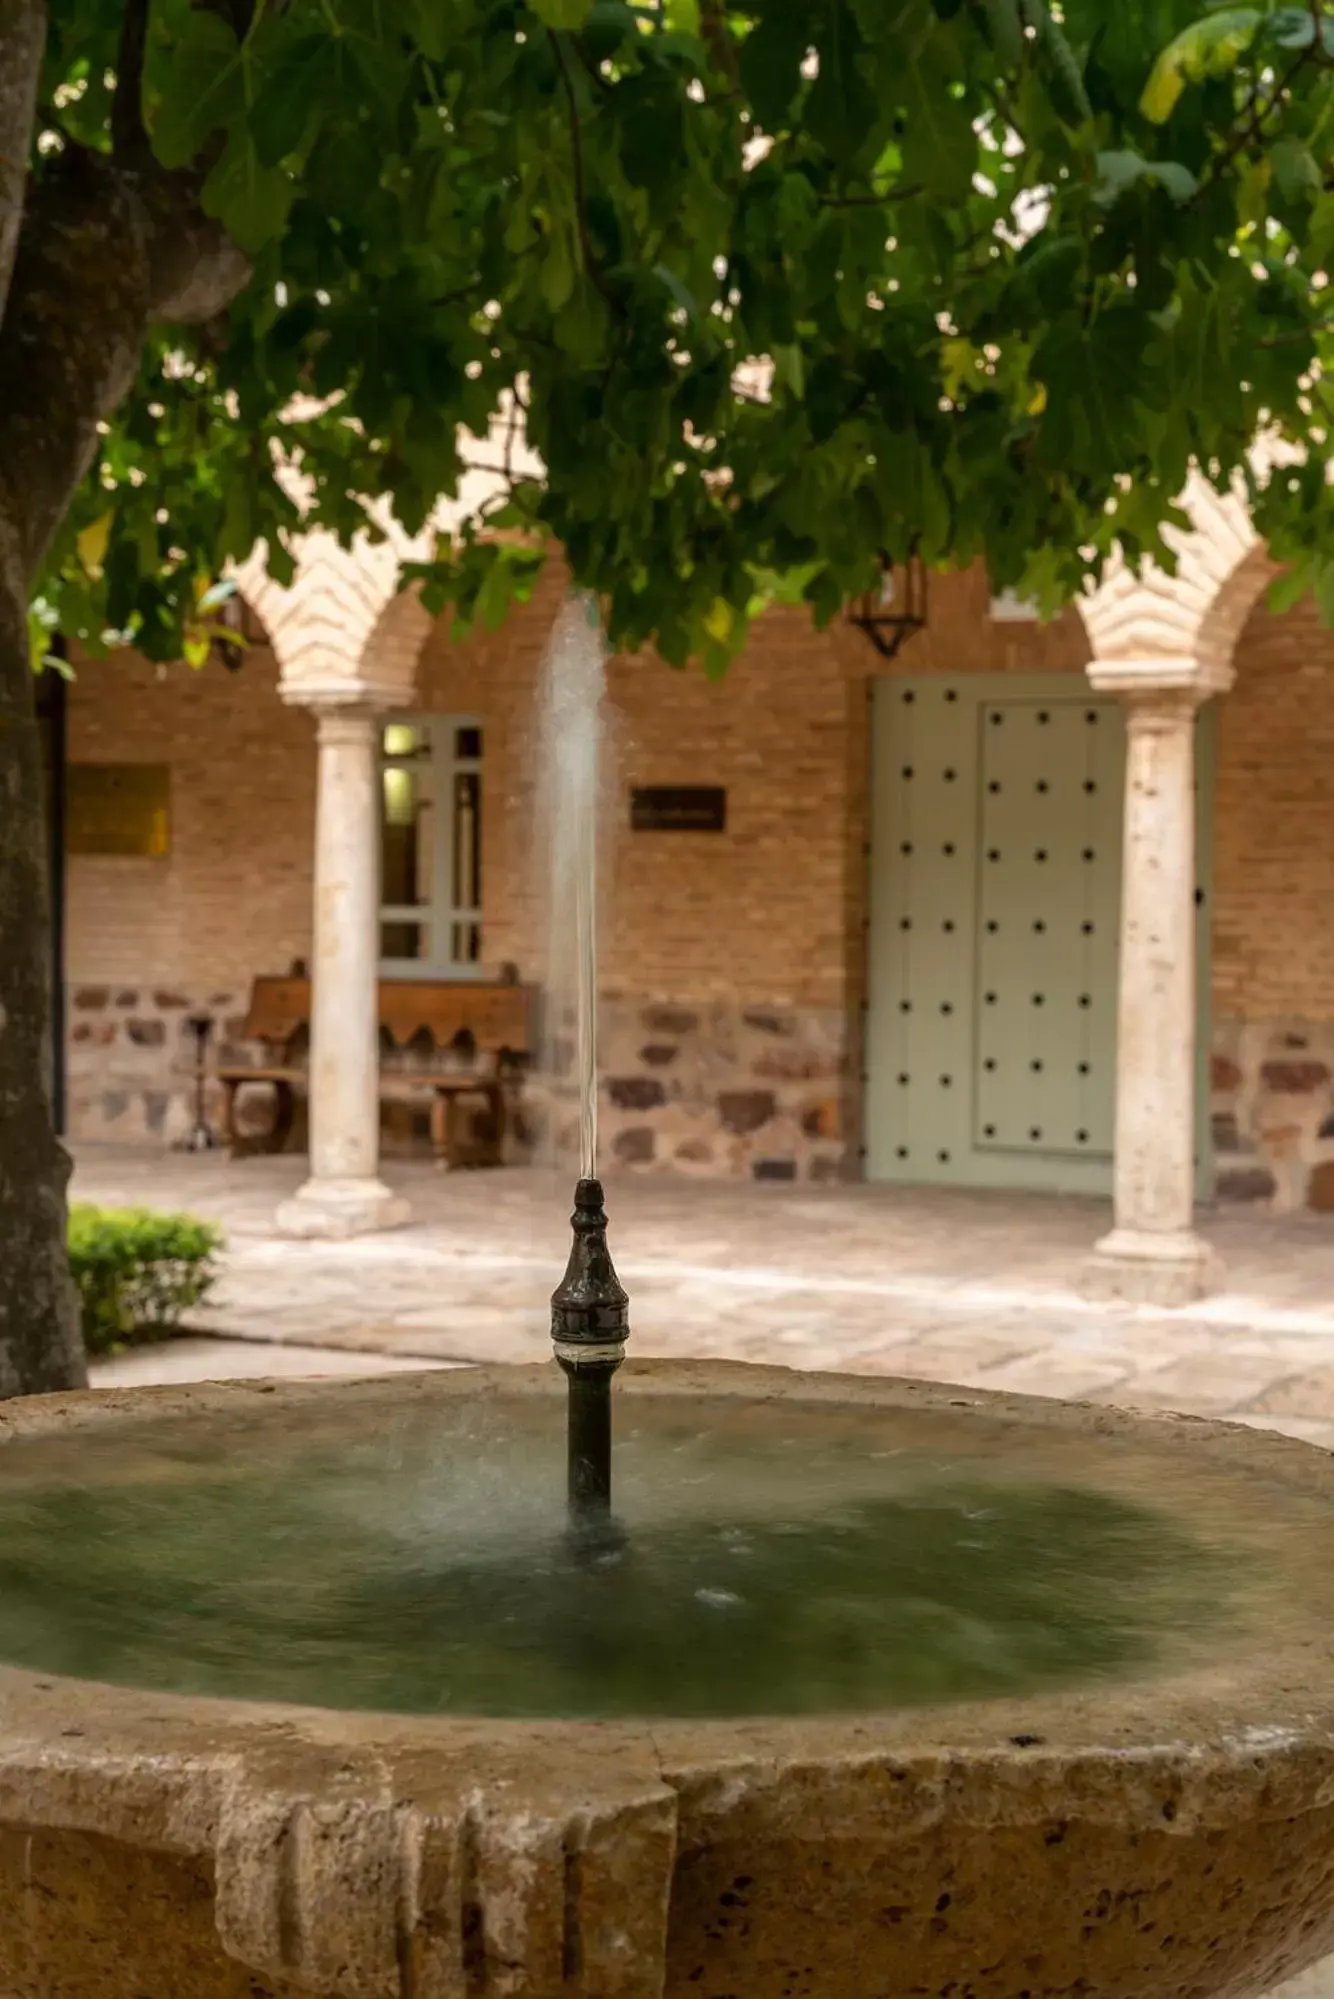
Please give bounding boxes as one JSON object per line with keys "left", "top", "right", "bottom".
{"left": 1208, "top": 592, "right": 1334, "bottom": 1209}
{"left": 66, "top": 642, "right": 315, "bottom": 985}
{"left": 78, "top": 560, "right": 1334, "bottom": 1190}
{"left": 64, "top": 641, "right": 315, "bottom": 1142}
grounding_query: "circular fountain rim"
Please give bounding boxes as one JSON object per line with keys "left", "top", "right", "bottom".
{"left": 2, "top": 1357, "right": 1334, "bottom": 1772}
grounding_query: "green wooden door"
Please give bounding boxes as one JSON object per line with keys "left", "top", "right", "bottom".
{"left": 865, "top": 675, "right": 1214, "bottom": 1196}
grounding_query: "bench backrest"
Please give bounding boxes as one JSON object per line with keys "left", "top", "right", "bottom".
{"left": 240, "top": 976, "right": 532, "bottom": 1055}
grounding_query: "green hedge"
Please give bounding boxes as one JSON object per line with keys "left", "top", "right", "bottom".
{"left": 67, "top": 1205, "right": 222, "bottom": 1357}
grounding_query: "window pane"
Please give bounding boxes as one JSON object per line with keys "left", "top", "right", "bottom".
{"left": 453, "top": 770, "right": 481, "bottom": 915}
{"left": 455, "top": 725, "right": 482, "bottom": 760}
{"left": 451, "top": 920, "right": 482, "bottom": 965}
{"left": 382, "top": 723, "right": 428, "bottom": 758}
{"left": 381, "top": 921, "right": 425, "bottom": 960}
{"left": 380, "top": 763, "right": 433, "bottom": 907}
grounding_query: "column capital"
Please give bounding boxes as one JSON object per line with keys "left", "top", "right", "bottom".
{"left": 280, "top": 677, "right": 411, "bottom": 715}
{"left": 1085, "top": 655, "right": 1233, "bottom": 703}
{"left": 310, "top": 704, "right": 381, "bottom": 747}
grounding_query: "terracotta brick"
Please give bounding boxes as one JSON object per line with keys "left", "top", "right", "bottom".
{"left": 1216, "top": 593, "right": 1334, "bottom": 1020}
{"left": 1260, "top": 1060, "right": 1330, "bottom": 1093}
{"left": 1212, "top": 1054, "right": 1241, "bottom": 1092}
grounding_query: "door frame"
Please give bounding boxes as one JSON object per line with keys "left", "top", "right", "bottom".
{"left": 863, "top": 672, "right": 1216, "bottom": 1198}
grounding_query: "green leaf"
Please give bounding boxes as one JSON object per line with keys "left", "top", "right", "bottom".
{"left": 201, "top": 132, "right": 294, "bottom": 255}
{"left": 737, "top": 6, "right": 813, "bottom": 129}
{"left": 1262, "top": 7, "right": 1317, "bottom": 52}
{"left": 1268, "top": 564, "right": 1311, "bottom": 616}
{"left": 1093, "top": 149, "right": 1197, "bottom": 207}
{"left": 1020, "top": 0, "right": 1090, "bottom": 125}
{"left": 1140, "top": 9, "right": 1262, "bottom": 124}
{"left": 654, "top": 261, "right": 699, "bottom": 323}
{"left": 150, "top": 11, "right": 243, "bottom": 168}
{"left": 540, "top": 231, "right": 576, "bottom": 311}
{"left": 901, "top": 54, "right": 975, "bottom": 203}
{"left": 249, "top": 34, "right": 348, "bottom": 167}
{"left": 1271, "top": 133, "right": 1320, "bottom": 203}
{"left": 75, "top": 510, "right": 113, "bottom": 578}
{"left": 529, "top": 0, "right": 592, "bottom": 27}
{"left": 408, "top": 0, "right": 454, "bottom": 61}
{"left": 583, "top": 1, "right": 639, "bottom": 58}
{"left": 982, "top": 0, "right": 1023, "bottom": 66}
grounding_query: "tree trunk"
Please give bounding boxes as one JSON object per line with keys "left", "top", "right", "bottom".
{"left": 0, "top": 533, "right": 87, "bottom": 1393}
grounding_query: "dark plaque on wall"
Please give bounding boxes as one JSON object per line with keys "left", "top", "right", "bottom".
{"left": 68, "top": 764, "right": 170, "bottom": 856}
{"left": 630, "top": 785, "right": 727, "bottom": 833}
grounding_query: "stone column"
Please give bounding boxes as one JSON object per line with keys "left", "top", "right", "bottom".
{"left": 1084, "top": 681, "right": 1218, "bottom": 1305}
{"left": 276, "top": 705, "right": 410, "bottom": 1238}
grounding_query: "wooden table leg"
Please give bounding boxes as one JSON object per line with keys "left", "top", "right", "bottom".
{"left": 486, "top": 1082, "right": 508, "bottom": 1167}
{"left": 221, "top": 1079, "right": 241, "bottom": 1156}
{"left": 430, "top": 1089, "right": 451, "bottom": 1170}
{"left": 265, "top": 1079, "right": 296, "bottom": 1155}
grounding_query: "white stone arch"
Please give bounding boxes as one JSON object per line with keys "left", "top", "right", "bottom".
{"left": 358, "top": 578, "right": 435, "bottom": 706}
{"left": 233, "top": 511, "right": 432, "bottom": 711}
{"left": 1079, "top": 468, "right": 1276, "bottom": 694}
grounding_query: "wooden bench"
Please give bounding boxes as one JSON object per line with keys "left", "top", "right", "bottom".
{"left": 216, "top": 975, "right": 532, "bottom": 1168}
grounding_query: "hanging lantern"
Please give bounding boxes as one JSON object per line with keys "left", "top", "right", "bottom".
{"left": 847, "top": 553, "right": 929, "bottom": 661}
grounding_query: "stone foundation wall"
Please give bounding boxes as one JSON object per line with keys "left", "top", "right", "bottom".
{"left": 1211, "top": 1018, "right": 1334, "bottom": 1211}
{"left": 68, "top": 983, "right": 247, "bottom": 1145}
{"left": 525, "top": 999, "right": 851, "bottom": 1182}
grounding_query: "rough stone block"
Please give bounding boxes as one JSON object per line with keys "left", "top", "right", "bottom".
{"left": 613, "top": 1126, "right": 655, "bottom": 1165}
{"left": 741, "top": 1008, "right": 793, "bottom": 1036}
{"left": 718, "top": 1090, "right": 777, "bottom": 1135}
{"left": 1212, "top": 1054, "right": 1242, "bottom": 1093}
{"left": 73, "top": 986, "right": 109, "bottom": 1011}
{"left": 1212, "top": 1112, "right": 1243, "bottom": 1154}
{"left": 609, "top": 1077, "right": 666, "bottom": 1112}
{"left": 752, "top": 1157, "right": 797, "bottom": 1181}
{"left": 674, "top": 1138, "right": 712, "bottom": 1163}
{"left": 1310, "top": 1162, "right": 1334, "bottom": 1212}
{"left": 127, "top": 1019, "right": 166, "bottom": 1048}
{"left": 753, "top": 1049, "right": 839, "bottom": 1083}
{"left": 639, "top": 1044, "right": 679, "bottom": 1068}
{"left": 1218, "top": 1165, "right": 1278, "bottom": 1203}
{"left": 1261, "top": 1061, "right": 1330, "bottom": 1093}
{"left": 642, "top": 1006, "right": 698, "bottom": 1036}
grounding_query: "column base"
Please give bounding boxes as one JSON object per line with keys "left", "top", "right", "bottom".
{"left": 275, "top": 1176, "right": 412, "bottom": 1240}
{"left": 1081, "top": 1227, "right": 1222, "bottom": 1308}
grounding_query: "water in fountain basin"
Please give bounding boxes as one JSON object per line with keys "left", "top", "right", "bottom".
{"left": 0, "top": 1381, "right": 1319, "bottom": 1721}
{"left": 536, "top": 592, "right": 613, "bottom": 1182}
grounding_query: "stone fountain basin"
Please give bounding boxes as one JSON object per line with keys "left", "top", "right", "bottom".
{"left": 1, "top": 1362, "right": 1334, "bottom": 1999}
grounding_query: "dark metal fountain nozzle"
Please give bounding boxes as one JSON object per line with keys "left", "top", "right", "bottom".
{"left": 551, "top": 1178, "right": 628, "bottom": 1526}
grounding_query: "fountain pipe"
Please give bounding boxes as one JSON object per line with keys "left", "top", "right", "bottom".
{"left": 551, "top": 1177, "right": 629, "bottom": 1525}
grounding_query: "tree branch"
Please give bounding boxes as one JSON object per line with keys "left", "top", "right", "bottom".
{"left": 549, "top": 29, "right": 617, "bottom": 310}
{"left": 112, "top": 0, "right": 151, "bottom": 158}
{"left": 1192, "top": 46, "right": 1317, "bottom": 206}
{"left": 698, "top": 0, "right": 740, "bottom": 88}
{"left": 0, "top": 149, "right": 249, "bottom": 581}
{"left": 819, "top": 186, "right": 924, "bottom": 208}
{"left": 0, "top": 0, "right": 45, "bottom": 327}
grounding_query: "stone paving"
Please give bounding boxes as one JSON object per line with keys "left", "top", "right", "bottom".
{"left": 72, "top": 1143, "right": 1334, "bottom": 1444}
{"left": 71, "top": 1143, "right": 1334, "bottom": 1999}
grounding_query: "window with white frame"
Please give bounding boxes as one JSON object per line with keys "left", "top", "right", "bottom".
{"left": 378, "top": 717, "right": 483, "bottom": 974}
